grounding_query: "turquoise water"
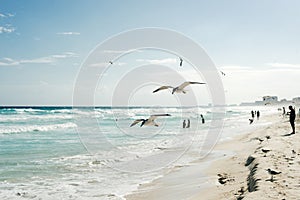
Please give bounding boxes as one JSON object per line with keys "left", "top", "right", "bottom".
{"left": 0, "top": 106, "right": 276, "bottom": 199}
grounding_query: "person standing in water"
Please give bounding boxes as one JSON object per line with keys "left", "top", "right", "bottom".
{"left": 257, "top": 110, "right": 260, "bottom": 120}
{"left": 251, "top": 110, "right": 255, "bottom": 119}
{"left": 186, "top": 119, "right": 190, "bottom": 128}
{"left": 289, "top": 106, "right": 296, "bottom": 134}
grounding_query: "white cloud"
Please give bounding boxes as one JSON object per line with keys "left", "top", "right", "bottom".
{"left": 0, "top": 13, "right": 14, "bottom": 18}
{"left": 7, "top": 13, "right": 15, "bottom": 17}
{"left": 220, "top": 63, "right": 300, "bottom": 73}
{"left": 102, "top": 50, "right": 128, "bottom": 54}
{"left": 0, "top": 52, "right": 78, "bottom": 66}
{"left": 56, "top": 32, "right": 80, "bottom": 35}
{"left": 102, "top": 49, "right": 143, "bottom": 54}
{"left": 51, "top": 52, "right": 78, "bottom": 58}
{"left": 266, "top": 62, "right": 300, "bottom": 69}
{"left": 216, "top": 64, "right": 300, "bottom": 104}
{"left": 0, "top": 26, "right": 15, "bottom": 34}
{"left": 219, "top": 65, "right": 253, "bottom": 71}
{"left": 136, "top": 58, "right": 177, "bottom": 65}
{"left": 89, "top": 62, "right": 126, "bottom": 67}
{"left": 89, "top": 63, "right": 107, "bottom": 68}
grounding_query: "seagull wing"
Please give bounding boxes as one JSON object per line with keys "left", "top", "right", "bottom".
{"left": 153, "top": 86, "right": 173, "bottom": 93}
{"left": 148, "top": 114, "right": 171, "bottom": 121}
{"left": 177, "top": 81, "right": 206, "bottom": 90}
{"left": 130, "top": 119, "right": 144, "bottom": 127}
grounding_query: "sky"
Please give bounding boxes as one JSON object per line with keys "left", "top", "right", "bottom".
{"left": 1, "top": 0, "right": 300, "bottom": 106}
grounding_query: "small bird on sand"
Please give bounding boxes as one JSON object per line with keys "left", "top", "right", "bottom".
{"left": 262, "top": 148, "right": 271, "bottom": 153}
{"left": 267, "top": 168, "right": 281, "bottom": 175}
{"left": 257, "top": 138, "right": 264, "bottom": 143}
{"left": 220, "top": 71, "right": 226, "bottom": 76}
{"left": 109, "top": 61, "right": 113, "bottom": 64}
{"left": 153, "top": 81, "right": 206, "bottom": 94}
{"left": 130, "top": 114, "right": 171, "bottom": 127}
{"left": 266, "top": 168, "right": 281, "bottom": 181}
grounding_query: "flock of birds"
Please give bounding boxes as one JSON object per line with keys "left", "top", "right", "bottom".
{"left": 130, "top": 81, "right": 206, "bottom": 127}
{"left": 108, "top": 57, "right": 225, "bottom": 128}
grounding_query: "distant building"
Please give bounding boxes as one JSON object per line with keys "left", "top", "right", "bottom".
{"left": 239, "top": 96, "right": 299, "bottom": 106}
{"left": 292, "top": 97, "right": 300, "bottom": 104}
{"left": 254, "top": 101, "right": 264, "bottom": 105}
{"left": 263, "top": 96, "right": 278, "bottom": 104}
{"left": 240, "top": 102, "right": 256, "bottom": 106}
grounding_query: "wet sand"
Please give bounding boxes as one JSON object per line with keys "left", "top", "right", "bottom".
{"left": 126, "top": 114, "right": 300, "bottom": 200}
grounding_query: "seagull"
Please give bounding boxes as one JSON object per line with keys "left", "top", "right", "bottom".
{"left": 179, "top": 57, "right": 183, "bottom": 67}
{"left": 153, "top": 81, "right": 206, "bottom": 94}
{"left": 249, "top": 119, "right": 254, "bottom": 124}
{"left": 257, "top": 138, "right": 264, "bottom": 143}
{"left": 109, "top": 61, "right": 113, "bottom": 64}
{"left": 267, "top": 168, "right": 281, "bottom": 175}
{"left": 220, "top": 71, "right": 226, "bottom": 76}
{"left": 130, "top": 114, "right": 171, "bottom": 127}
{"left": 262, "top": 148, "right": 271, "bottom": 153}
{"left": 266, "top": 168, "right": 281, "bottom": 181}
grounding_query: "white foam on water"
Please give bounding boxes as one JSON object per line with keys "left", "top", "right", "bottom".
{"left": 0, "top": 106, "right": 280, "bottom": 199}
{"left": 0, "top": 122, "right": 77, "bottom": 134}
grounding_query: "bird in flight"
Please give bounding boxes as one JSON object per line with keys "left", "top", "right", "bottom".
{"left": 130, "top": 114, "right": 171, "bottom": 127}
{"left": 220, "top": 71, "right": 226, "bottom": 76}
{"left": 179, "top": 57, "right": 183, "bottom": 67}
{"left": 153, "top": 81, "right": 206, "bottom": 94}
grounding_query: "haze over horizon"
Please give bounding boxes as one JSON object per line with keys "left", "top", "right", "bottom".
{"left": 1, "top": 0, "right": 300, "bottom": 106}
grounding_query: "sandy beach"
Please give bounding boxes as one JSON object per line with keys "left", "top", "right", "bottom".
{"left": 126, "top": 114, "right": 300, "bottom": 200}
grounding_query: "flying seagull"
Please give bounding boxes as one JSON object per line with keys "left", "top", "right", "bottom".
{"left": 220, "top": 71, "right": 226, "bottom": 76}
{"left": 249, "top": 119, "right": 254, "bottom": 124}
{"left": 153, "top": 81, "right": 206, "bottom": 94}
{"left": 179, "top": 57, "right": 183, "bottom": 67}
{"left": 130, "top": 114, "right": 171, "bottom": 127}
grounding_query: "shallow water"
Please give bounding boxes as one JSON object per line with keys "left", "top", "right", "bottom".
{"left": 0, "top": 106, "right": 277, "bottom": 199}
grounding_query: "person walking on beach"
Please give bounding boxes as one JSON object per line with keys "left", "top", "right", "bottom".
{"left": 283, "top": 107, "right": 286, "bottom": 117}
{"left": 186, "top": 119, "right": 190, "bottom": 128}
{"left": 183, "top": 120, "right": 186, "bottom": 128}
{"left": 257, "top": 110, "right": 260, "bottom": 120}
{"left": 289, "top": 106, "right": 296, "bottom": 134}
{"left": 200, "top": 114, "right": 205, "bottom": 124}
{"left": 251, "top": 110, "right": 255, "bottom": 119}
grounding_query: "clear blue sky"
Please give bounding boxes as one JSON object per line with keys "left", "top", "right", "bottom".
{"left": 1, "top": 0, "right": 300, "bottom": 105}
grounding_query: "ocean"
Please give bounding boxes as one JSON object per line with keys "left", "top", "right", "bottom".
{"left": 0, "top": 106, "right": 277, "bottom": 199}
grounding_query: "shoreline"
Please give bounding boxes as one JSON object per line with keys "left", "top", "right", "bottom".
{"left": 194, "top": 116, "right": 300, "bottom": 199}
{"left": 125, "top": 114, "right": 300, "bottom": 200}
